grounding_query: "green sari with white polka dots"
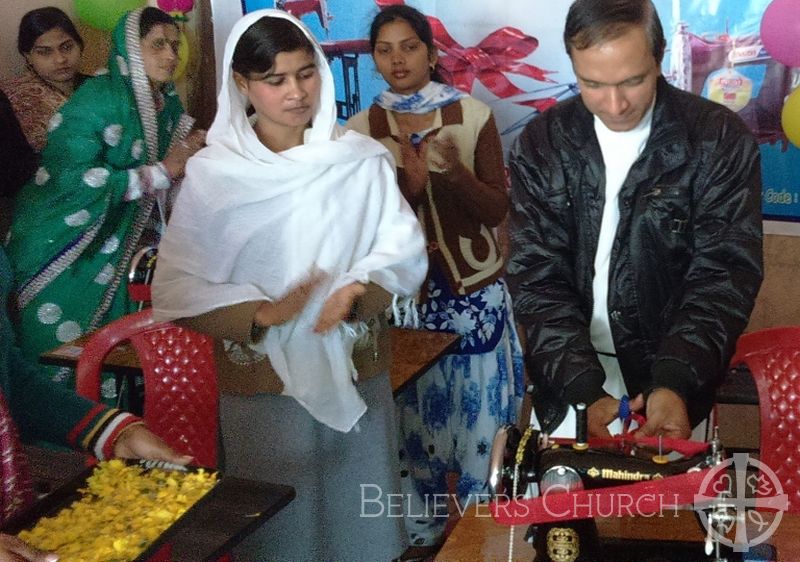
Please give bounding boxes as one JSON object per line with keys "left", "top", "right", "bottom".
{"left": 5, "top": 9, "right": 190, "bottom": 399}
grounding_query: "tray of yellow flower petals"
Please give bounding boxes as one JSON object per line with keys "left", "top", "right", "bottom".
{"left": 3, "top": 459, "right": 295, "bottom": 562}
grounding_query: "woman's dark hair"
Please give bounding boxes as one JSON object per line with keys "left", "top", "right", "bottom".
{"left": 368, "top": 5, "right": 441, "bottom": 81}
{"left": 139, "top": 7, "right": 178, "bottom": 39}
{"left": 564, "top": 0, "right": 665, "bottom": 64}
{"left": 368, "top": 5, "right": 434, "bottom": 53}
{"left": 18, "top": 7, "right": 84, "bottom": 55}
{"left": 232, "top": 16, "right": 315, "bottom": 77}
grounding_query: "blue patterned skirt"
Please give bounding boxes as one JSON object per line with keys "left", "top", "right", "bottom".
{"left": 395, "top": 265, "right": 525, "bottom": 545}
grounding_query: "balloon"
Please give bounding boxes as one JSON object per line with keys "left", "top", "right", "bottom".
{"left": 74, "top": 0, "right": 147, "bottom": 32}
{"left": 158, "top": 0, "right": 195, "bottom": 13}
{"left": 172, "top": 28, "right": 191, "bottom": 81}
{"left": 781, "top": 87, "right": 800, "bottom": 148}
{"left": 760, "top": 0, "right": 800, "bottom": 68}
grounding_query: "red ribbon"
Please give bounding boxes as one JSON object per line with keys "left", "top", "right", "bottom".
{"left": 581, "top": 435, "right": 710, "bottom": 458}
{"left": 427, "top": 17, "right": 557, "bottom": 110}
{"left": 490, "top": 436, "right": 730, "bottom": 526}
{"left": 490, "top": 468, "right": 721, "bottom": 526}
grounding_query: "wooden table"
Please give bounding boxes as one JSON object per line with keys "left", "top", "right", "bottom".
{"left": 41, "top": 327, "right": 460, "bottom": 397}
{"left": 436, "top": 508, "right": 799, "bottom": 561}
{"left": 389, "top": 329, "right": 460, "bottom": 394}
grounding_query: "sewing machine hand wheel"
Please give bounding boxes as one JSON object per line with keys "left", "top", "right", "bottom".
{"left": 488, "top": 424, "right": 540, "bottom": 499}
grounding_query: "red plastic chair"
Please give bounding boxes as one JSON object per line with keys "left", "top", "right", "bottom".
{"left": 76, "top": 309, "right": 219, "bottom": 468}
{"left": 731, "top": 326, "right": 800, "bottom": 514}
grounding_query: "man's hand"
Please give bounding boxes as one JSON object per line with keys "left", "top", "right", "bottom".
{"left": 586, "top": 396, "right": 619, "bottom": 438}
{"left": 0, "top": 533, "right": 58, "bottom": 561}
{"left": 315, "top": 282, "right": 367, "bottom": 333}
{"left": 113, "top": 424, "right": 193, "bottom": 465}
{"left": 635, "top": 388, "right": 691, "bottom": 439}
{"left": 586, "top": 394, "right": 645, "bottom": 437}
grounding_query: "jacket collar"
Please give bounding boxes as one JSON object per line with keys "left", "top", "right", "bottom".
{"left": 562, "top": 77, "right": 687, "bottom": 150}
{"left": 562, "top": 76, "right": 689, "bottom": 179}
{"left": 631, "top": 77, "right": 691, "bottom": 183}
{"left": 647, "top": 76, "right": 690, "bottom": 151}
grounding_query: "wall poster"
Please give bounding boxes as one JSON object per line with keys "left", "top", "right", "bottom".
{"left": 212, "top": 0, "right": 800, "bottom": 232}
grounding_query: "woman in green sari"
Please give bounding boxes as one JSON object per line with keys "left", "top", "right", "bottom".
{"left": 5, "top": 7, "right": 205, "bottom": 400}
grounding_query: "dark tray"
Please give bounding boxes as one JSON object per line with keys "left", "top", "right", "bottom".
{"left": 2, "top": 461, "right": 295, "bottom": 562}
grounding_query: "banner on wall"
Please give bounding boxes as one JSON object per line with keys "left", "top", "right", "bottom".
{"left": 216, "top": 0, "right": 799, "bottom": 229}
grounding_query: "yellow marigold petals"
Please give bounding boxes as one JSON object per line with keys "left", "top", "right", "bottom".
{"left": 18, "top": 461, "right": 217, "bottom": 562}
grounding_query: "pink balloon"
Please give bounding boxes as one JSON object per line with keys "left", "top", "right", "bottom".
{"left": 760, "top": 0, "right": 800, "bottom": 67}
{"left": 157, "top": 0, "right": 194, "bottom": 13}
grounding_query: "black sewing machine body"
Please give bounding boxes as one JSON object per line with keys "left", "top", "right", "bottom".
{"left": 489, "top": 425, "right": 711, "bottom": 495}
{"left": 488, "top": 424, "right": 773, "bottom": 562}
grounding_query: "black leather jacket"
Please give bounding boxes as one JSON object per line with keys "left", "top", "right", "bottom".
{"left": 507, "top": 77, "right": 763, "bottom": 431}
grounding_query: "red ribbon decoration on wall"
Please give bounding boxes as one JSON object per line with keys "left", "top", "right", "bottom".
{"left": 427, "top": 17, "right": 558, "bottom": 111}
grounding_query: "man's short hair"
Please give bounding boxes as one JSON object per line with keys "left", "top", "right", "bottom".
{"left": 564, "top": 0, "right": 665, "bottom": 64}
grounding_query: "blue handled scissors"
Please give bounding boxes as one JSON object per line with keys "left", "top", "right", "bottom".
{"left": 618, "top": 395, "right": 646, "bottom": 434}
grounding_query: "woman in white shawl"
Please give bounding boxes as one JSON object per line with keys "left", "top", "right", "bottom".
{"left": 151, "top": 9, "right": 427, "bottom": 561}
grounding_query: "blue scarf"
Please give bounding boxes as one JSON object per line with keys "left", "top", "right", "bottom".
{"left": 374, "top": 81, "right": 466, "bottom": 114}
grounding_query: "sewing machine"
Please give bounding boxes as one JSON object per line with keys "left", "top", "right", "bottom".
{"left": 486, "top": 404, "right": 766, "bottom": 562}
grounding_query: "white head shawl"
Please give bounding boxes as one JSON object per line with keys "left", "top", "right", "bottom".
{"left": 152, "top": 9, "right": 427, "bottom": 432}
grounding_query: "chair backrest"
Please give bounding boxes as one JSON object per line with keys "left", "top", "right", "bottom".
{"left": 76, "top": 309, "right": 219, "bottom": 468}
{"left": 730, "top": 326, "right": 800, "bottom": 514}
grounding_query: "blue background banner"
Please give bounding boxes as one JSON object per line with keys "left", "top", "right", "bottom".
{"left": 240, "top": 0, "right": 800, "bottom": 222}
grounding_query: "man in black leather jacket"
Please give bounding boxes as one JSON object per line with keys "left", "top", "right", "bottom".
{"left": 507, "top": 0, "right": 763, "bottom": 439}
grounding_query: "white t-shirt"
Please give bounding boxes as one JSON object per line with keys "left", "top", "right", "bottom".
{"left": 590, "top": 105, "right": 654, "bottom": 357}
{"left": 530, "top": 105, "right": 654, "bottom": 437}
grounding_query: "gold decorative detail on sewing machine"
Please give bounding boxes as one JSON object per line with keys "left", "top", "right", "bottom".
{"left": 586, "top": 467, "right": 662, "bottom": 481}
{"left": 516, "top": 426, "right": 535, "bottom": 465}
{"left": 546, "top": 526, "right": 579, "bottom": 562}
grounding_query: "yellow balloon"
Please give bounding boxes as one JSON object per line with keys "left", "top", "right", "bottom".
{"left": 781, "top": 87, "right": 800, "bottom": 148}
{"left": 172, "top": 28, "right": 190, "bottom": 81}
